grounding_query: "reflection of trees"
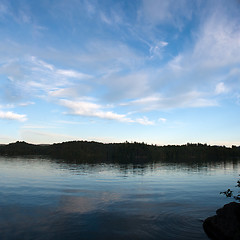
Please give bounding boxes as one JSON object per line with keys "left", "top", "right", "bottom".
{"left": 0, "top": 141, "right": 240, "bottom": 164}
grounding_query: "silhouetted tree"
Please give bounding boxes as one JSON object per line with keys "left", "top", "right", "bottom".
{"left": 0, "top": 141, "right": 240, "bottom": 164}
{"left": 221, "top": 176, "right": 240, "bottom": 201}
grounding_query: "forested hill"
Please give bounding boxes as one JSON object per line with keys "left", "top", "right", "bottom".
{"left": 0, "top": 141, "right": 240, "bottom": 163}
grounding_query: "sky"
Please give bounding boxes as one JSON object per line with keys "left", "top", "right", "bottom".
{"left": 0, "top": 0, "right": 240, "bottom": 146}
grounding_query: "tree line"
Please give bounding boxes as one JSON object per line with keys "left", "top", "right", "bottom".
{"left": 0, "top": 141, "right": 240, "bottom": 163}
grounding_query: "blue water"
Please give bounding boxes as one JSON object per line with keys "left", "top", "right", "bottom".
{"left": 0, "top": 157, "right": 239, "bottom": 240}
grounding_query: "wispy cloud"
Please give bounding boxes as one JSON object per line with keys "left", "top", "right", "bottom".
{"left": 20, "top": 129, "right": 78, "bottom": 144}
{"left": 134, "top": 1, "right": 240, "bottom": 110}
{"left": 22, "top": 123, "right": 57, "bottom": 129}
{"left": 75, "top": 40, "right": 143, "bottom": 72}
{"left": 56, "top": 69, "right": 89, "bottom": 79}
{"left": 100, "top": 12, "right": 112, "bottom": 25}
{"left": 122, "top": 91, "right": 217, "bottom": 111}
{"left": 149, "top": 41, "right": 168, "bottom": 59}
{"left": 48, "top": 87, "right": 90, "bottom": 98}
{"left": 60, "top": 99, "right": 131, "bottom": 123}
{"left": 159, "top": 118, "right": 167, "bottom": 123}
{"left": 56, "top": 120, "right": 88, "bottom": 125}
{"left": 0, "top": 0, "right": 239, "bottom": 136}
{"left": 0, "top": 102, "right": 34, "bottom": 109}
{"left": 60, "top": 99, "right": 154, "bottom": 125}
{"left": 0, "top": 56, "right": 92, "bottom": 101}
{"left": 0, "top": 111, "right": 27, "bottom": 122}
{"left": 192, "top": 10, "right": 240, "bottom": 69}
{"left": 139, "top": 0, "right": 194, "bottom": 29}
{"left": 135, "top": 116, "right": 154, "bottom": 126}
{"left": 18, "top": 101, "right": 35, "bottom": 106}
{"left": 102, "top": 72, "right": 150, "bottom": 102}
{"left": 215, "top": 82, "right": 228, "bottom": 95}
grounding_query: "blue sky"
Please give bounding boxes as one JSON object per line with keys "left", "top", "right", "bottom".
{"left": 0, "top": 0, "right": 240, "bottom": 146}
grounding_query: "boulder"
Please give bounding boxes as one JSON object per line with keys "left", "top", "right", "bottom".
{"left": 203, "top": 202, "right": 240, "bottom": 240}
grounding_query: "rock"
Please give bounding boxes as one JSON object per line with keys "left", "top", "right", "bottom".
{"left": 203, "top": 202, "right": 240, "bottom": 240}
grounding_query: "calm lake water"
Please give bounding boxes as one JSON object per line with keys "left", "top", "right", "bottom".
{"left": 0, "top": 157, "right": 239, "bottom": 240}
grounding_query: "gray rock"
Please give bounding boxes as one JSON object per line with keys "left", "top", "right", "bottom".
{"left": 203, "top": 202, "right": 240, "bottom": 240}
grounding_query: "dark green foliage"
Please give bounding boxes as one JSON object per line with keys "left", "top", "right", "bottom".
{"left": 221, "top": 176, "right": 240, "bottom": 201}
{"left": 220, "top": 189, "right": 233, "bottom": 198}
{"left": 0, "top": 141, "right": 46, "bottom": 156}
{"left": 0, "top": 141, "right": 240, "bottom": 164}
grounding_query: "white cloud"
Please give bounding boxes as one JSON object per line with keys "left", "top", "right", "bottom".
{"left": 32, "top": 57, "right": 54, "bottom": 71}
{"left": 48, "top": 84, "right": 91, "bottom": 98}
{"left": 30, "top": 56, "right": 90, "bottom": 81}
{"left": 149, "top": 41, "right": 168, "bottom": 59}
{"left": 0, "top": 102, "right": 34, "bottom": 108}
{"left": 143, "top": 2, "right": 240, "bottom": 109}
{"left": 0, "top": 56, "right": 92, "bottom": 102}
{"left": 135, "top": 117, "right": 154, "bottom": 126}
{"left": 1, "top": 1, "right": 239, "bottom": 129}
{"left": 187, "top": 97, "right": 217, "bottom": 108}
{"left": 0, "top": 103, "right": 15, "bottom": 109}
{"left": 18, "top": 101, "right": 35, "bottom": 106}
{"left": 167, "top": 55, "right": 184, "bottom": 72}
{"left": 56, "top": 69, "right": 90, "bottom": 79}
{"left": 215, "top": 82, "right": 228, "bottom": 95}
{"left": 49, "top": 88, "right": 74, "bottom": 97}
{"left": 1, "top": 0, "right": 240, "bottom": 145}
{"left": 60, "top": 99, "right": 131, "bottom": 122}
{"left": 159, "top": 41, "right": 168, "bottom": 47}
{"left": 60, "top": 99, "right": 155, "bottom": 125}
{"left": 192, "top": 11, "right": 240, "bottom": 68}
{"left": 0, "top": 111, "right": 27, "bottom": 122}
{"left": 159, "top": 118, "right": 167, "bottom": 123}
{"left": 130, "top": 95, "right": 161, "bottom": 105}
{"left": 121, "top": 95, "right": 163, "bottom": 111}
{"left": 76, "top": 40, "right": 143, "bottom": 72}
{"left": 124, "top": 91, "right": 217, "bottom": 111}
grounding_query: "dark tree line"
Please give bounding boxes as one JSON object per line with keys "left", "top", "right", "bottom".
{"left": 0, "top": 141, "right": 240, "bottom": 163}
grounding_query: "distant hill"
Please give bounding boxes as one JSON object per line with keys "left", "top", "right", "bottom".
{"left": 0, "top": 141, "right": 240, "bottom": 163}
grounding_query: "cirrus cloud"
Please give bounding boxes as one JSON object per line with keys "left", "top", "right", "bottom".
{"left": 60, "top": 99, "right": 155, "bottom": 125}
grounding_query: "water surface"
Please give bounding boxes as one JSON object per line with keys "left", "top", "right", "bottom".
{"left": 0, "top": 157, "right": 239, "bottom": 240}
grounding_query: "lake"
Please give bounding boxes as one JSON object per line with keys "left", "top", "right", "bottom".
{"left": 0, "top": 156, "right": 239, "bottom": 240}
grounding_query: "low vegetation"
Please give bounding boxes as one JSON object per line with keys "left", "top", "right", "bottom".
{"left": 221, "top": 177, "right": 240, "bottom": 201}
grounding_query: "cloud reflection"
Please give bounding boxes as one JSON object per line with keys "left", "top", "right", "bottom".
{"left": 58, "top": 191, "right": 121, "bottom": 214}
